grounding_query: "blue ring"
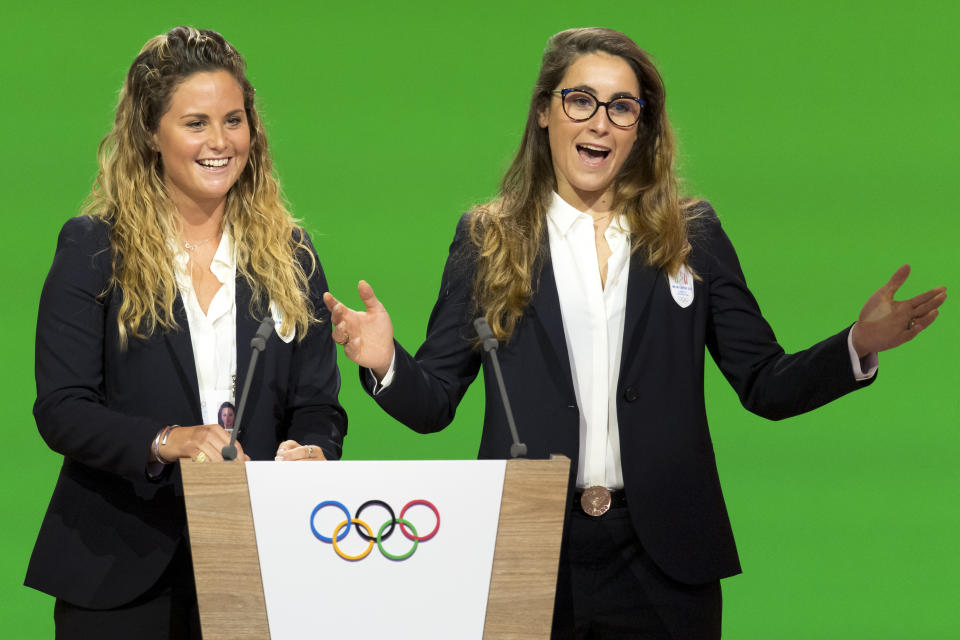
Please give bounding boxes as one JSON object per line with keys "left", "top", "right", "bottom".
{"left": 310, "top": 500, "right": 351, "bottom": 543}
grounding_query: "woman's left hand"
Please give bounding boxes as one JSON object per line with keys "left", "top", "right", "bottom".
{"left": 275, "top": 440, "right": 327, "bottom": 461}
{"left": 852, "top": 265, "right": 946, "bottom": 357}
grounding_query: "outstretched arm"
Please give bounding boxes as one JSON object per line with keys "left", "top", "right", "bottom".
{"left": 323, "top": 280, "right": 396, "bottom": 380}
{"left": 324, "top": 214, "right": 483, "bottom": 434}
{"left": 851, "top": 265, "right": 946, "bottom": 358}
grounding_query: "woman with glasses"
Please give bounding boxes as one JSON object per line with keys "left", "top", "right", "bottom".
{"left": 324, "top": 27, "right": 944, "bottom": 638}
{"left": 26, "top": 27, "right": 345, "bottom": 639}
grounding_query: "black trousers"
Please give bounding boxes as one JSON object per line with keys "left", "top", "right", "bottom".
{"left": 54, "top": 543, "right": 202, "bottom": 640}
{"left": 551, "top": 507, "right": 722, "bottom": 639}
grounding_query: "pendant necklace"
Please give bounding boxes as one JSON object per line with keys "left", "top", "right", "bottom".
{"left": 184, "top": 235, "right": 217, "bottom": 252}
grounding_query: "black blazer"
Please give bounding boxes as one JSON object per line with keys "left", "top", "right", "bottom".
{"left": 365, "top": 205, "right": 872, "bottom": 584}
{"left": 25, "top": 216, "right": 346, "bottom": 608}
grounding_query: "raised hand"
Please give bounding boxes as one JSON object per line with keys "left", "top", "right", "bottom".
{"left": 323, "top": 280, "right": 395, "bottom": 379}
{"left": 852, "top": 265, "right": 946, "bottom": 357}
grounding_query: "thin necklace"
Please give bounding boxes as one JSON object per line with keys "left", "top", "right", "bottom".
{"left": 183, "top": 234, "right": 218, "bottom": 252}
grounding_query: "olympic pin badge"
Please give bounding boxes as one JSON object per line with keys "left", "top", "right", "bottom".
{"left": 667, "top": 265, "right": 694, "bottom": 308}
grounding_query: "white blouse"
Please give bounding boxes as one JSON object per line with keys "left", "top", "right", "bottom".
{"left": 172, "top": 232, "right": 237, "bottom": 427}
{"left": 547, "top": 192, "right": 631, "bottom": 490}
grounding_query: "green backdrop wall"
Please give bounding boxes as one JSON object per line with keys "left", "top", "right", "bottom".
{"left": 3, "top": 0, "right": 957, "bottom": 637}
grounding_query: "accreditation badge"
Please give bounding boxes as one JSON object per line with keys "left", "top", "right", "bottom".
{"left": 667, "top": 265, "right": 695, "bottom": 308}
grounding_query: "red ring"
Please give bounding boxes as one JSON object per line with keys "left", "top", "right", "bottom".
{"left": 399, "top": 499, "right": 440, "bottom": 541}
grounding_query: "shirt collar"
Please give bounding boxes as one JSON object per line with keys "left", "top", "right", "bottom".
{"left": 546, "top": 192, "right": 583, "bottom": 237}
{"left": 171, "top": 225, "right": 236, "bottom": 288}
{"left": 209, "top": 228, "right": 235, "bottom": 284}
{"left": 608, "top": 213, "right": 630, "bottom": 236}
{"left": 546, "top": 192, "right": 631, "bottom": 237}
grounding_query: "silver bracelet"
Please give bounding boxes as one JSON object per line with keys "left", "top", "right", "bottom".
{"left": 155, "top": 425, "right": 181, "bottom": 465}
{"left": 151, "top": 429, "right": 164, "bottom": 464}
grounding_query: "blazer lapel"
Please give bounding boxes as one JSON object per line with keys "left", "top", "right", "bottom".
{"left": 620, "top": 250, "right": 661, "bottom": 370}
{"left": 528, "top": 251, "right": 574, "bottom": 393}
{"left": 164, "top": 295, "right": 203, "bottom": 422}
{"left": 235, "top": 275, "right": 257, "bottom": 403}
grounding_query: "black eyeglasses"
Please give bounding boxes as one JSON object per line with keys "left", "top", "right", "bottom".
{"left": 551, "top": 88, "right": 645, "bottom": 127}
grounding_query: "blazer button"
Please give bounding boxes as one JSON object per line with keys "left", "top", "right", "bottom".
{"left": 623, "top": 387, "right": 639, "bottom": 402}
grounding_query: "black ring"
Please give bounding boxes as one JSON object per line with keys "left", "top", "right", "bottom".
{"left": 355, "top": 500, "right": 396, "bottom": 541}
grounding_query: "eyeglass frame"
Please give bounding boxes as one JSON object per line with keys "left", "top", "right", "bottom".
{"left": 550, "top": 88, "right": 646, "bottom": 127}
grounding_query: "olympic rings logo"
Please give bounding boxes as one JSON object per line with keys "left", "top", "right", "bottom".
{"left": 310, "top": 499, "right": 440, "bottom": 561}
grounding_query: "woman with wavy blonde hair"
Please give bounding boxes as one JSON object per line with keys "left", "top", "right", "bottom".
{"left": 326, "top": 26, "right": 944, "bottom": 638}
{"left": 26, "top": 26, "right": 345, "bottom": 639}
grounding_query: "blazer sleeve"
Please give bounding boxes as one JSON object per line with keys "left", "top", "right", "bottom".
{"left": 284, "top": 231, "right": 347, "bottom": 459}
{"left": 697, "top": 207, "right": 874, "bottom": 420}
{"left": 360, "top": 213, "right": 483, "bottom": 433}
{"left": 33, "top": 217, "right": 165, "bottom": 482}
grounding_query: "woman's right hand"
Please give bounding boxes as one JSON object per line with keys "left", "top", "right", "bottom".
{"left": 159, "top": 424, "right": 249, "bottom": 462}
{"left": 323, "top": 280, "right": 395, "bottom": 380}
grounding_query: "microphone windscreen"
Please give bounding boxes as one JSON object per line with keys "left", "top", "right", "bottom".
{"left": 251, "top": 317, "right": 274, "bottom": 351}
{"left": 473, "top": 317, "right": 499, "bottom": 353}
{"left": 256, "top": 317, "right": 274, "bottom": 340}
{"left": 473, "top": 317, "right": 494, "bottom": 340}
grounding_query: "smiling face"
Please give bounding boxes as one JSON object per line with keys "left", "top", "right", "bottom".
{"left": 537, "top": 52, "right": 640, "bottom": 212}
{"left": 152, "top": 70, "right": 250, "bottom": 216}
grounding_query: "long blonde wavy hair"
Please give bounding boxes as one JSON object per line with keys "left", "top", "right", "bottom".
{"left": 470, "top": 28, "right": 699, "bottom": 341}
{"left": 85, "top": 26, "right": 315, "bottom": 346}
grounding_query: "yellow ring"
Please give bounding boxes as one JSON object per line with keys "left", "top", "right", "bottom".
{"left": 195, "top": 451, "right": 208, "bottom": 463}
{"left": 331, "top": 518, "right": 374, "bottom": 561}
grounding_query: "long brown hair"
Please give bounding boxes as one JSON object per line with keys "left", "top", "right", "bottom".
{"left": 85, "top": 26, "right": 315, "bottom": 346}
{"left": 470, "top": 27, "right": 698, "bottom": 341}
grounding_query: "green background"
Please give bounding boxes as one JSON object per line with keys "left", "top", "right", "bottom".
{"left": 3, "top": 0, "right": 957, "bottom": 637}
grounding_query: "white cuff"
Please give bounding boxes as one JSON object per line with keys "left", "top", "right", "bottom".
{"left": 847, "top": 326, "right": 878, "bottom": 381}
{"left": 370, "top": 351, "right": 397, "bottom": 395}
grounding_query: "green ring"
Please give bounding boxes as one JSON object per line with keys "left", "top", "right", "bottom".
{"left": 377, "top": 518, "right": 418, "bottom": 561}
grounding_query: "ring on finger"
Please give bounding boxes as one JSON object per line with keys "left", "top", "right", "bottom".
{"left": 307, "top": 446, "right": 313, "bottom": 458}
{"left": 195, "top": 450, "right": 209, "bottom": 463}
{"left": 907, "top": 317, "right": 916, "bottom": 330}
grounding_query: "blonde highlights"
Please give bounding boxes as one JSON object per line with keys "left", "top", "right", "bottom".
{"left": 470, "top": 28, "right": 699, "bottom": 341}
{"left": 85, "top": 26, "right": 315, "bottom": 346}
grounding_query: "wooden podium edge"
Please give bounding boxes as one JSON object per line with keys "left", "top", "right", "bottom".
{"left": 483, "top": 455, "right": 571, "bottom": 639}
{"left": 181, "top": 460, "right": 270, "bottom": 640}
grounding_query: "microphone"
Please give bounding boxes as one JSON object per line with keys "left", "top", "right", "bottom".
{"left": 222, "top": 317, "right": 274, "bottom": 461}
{"left": 473, "top": 317, "right": 527, "bottom": 459}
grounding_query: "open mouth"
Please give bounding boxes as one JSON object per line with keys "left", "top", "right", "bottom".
{"left": 197, "top": 158, "right": 230, "bottom": 169}
{"left": 577, "top": 144, "right": 610, "bottom": 165}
